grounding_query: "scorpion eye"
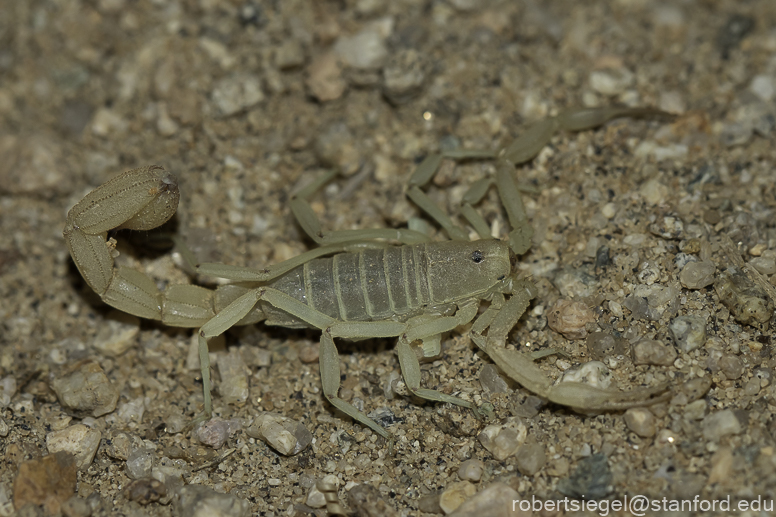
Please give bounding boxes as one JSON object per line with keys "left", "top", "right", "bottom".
{"left": 471, "top": 250, "right": 484, "bottom": 263}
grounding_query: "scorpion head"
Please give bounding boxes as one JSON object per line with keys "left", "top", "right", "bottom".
{"left": 424, "top": 240, "right": 513, "bottom": 303}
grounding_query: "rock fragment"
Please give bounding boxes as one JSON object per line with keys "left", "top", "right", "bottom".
{"left": 447, "top": 482, "right": 519, "bottom": 517}
{"left": 702, "top": 409, "right": 743, "bottom": 441}
{"left": 246, "top": 412, "right": 312, "bottom": 456}
{"left": 196, "top": 418, "right": 242, "bottom": 449}
{"left": 679, "top": 261, "right": 715, "bottom": 289}
{"left": 624, "top": 408, "right": 656, "bottom": 437}
{"left": 547, "top": 298, "right": 595, "bottom": 340}
{"left": 457, "top": 459, "right": 484, "bottom": 482}
{"left": 217, "top": 348, "right": 249, "bottom": 405}
{"left": 439, "top": 481, "right": 476, "bottom": 514}
{"left": 13, "top": 452, "right": 78, "bottom": 515}
{"left": 45, "top": 424, "right": 101, "bottom": 470}
{"left": 557, "top": 453, "right": 612, "bottom": 499}
{"left": 51, "top": 360, "right": 119, "bottom": 417}
{"left": 477, "top": 417, "right": 526, "bottom": 461}
{"left": 174, "top": 485, "right": 250, "bottom": 517}
{"left": 669, "top": 315, "right": 707, "bottom": 353}
{"left": 632, "top": 338, "right": 677, "bottom": 366}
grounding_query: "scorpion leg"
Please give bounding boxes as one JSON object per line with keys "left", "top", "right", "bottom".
{"left": 395, "top": 301, "right": 480, "bottom": 408}
{"left": 473, "top": 280, "right": 669, "bottom": 410}
{"left": 501, "top": 106, "right": 674, "bottom": 166}
{"left": 290, "top": 169, "right": 431, "bottom": 246}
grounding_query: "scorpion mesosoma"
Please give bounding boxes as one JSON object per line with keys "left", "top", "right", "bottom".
{"left": 64, "top": 107, "right": 673, "bottom": 439}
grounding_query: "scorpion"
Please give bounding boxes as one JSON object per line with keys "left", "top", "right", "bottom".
{"left": 63, "top": 107, "right": 673, "bottom": 440}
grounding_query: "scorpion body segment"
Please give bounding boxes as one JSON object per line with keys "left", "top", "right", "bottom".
{"left": 64, "top": 107, "right": 674, "bottom": 440}
{"left": 263, "top": 240, "right": 512, "bottom": 326}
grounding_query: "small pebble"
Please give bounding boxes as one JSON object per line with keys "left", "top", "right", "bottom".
{"left": 92, "top": 311, "right": 139, "bottom": 357}
{"left": 416, "top": 492, "right": 442, "bottom": 514}
{"left": 546, "top": 298, "right": 595, "bottom": 340}
{"left": 46, "top": 424, "right": 101, "bottom": 470}
{"left": 636, "top": 283, "right": 679, "bottom": 308}
{"left": 587, "top": 332, "right": 627, "bottom": 361}
{"left": 126, "top": 448, "right": 155, "bottom": 480}
{"left": 125, "top": 478, "right": 167, "bottom": 506}
{"left": 679, "top": 377, "right": 712, "bottom": 403}
{"left": 348, "top": 483, "right": 400, "bottom": 517}
{"left": 623, "top": 294, "right": 651, "bottom": 320}
{"left": 717, "top": 14, "right": 755, "bottom": 58}
{"left": 600, "top": 203, "right": 616, "bottom": 219}
{"left": 477, "top": 417, "right": 526, "bottom": 461}
{"left": 196, "top": 418, "right": 242, "bottom": 449}
{"left": 274, "top": 39, "right": 306, "bottom": 70}
{"left": 443, "top": 483, "right": 519, "bottom": 517}
{"left": 720, "top": 122, "right": 753, "bottom": 147}
{"left": 457, "top": 459, "right": 484, "bottom": 482}
{"left": 61, "top": 495, "right": 91, "bottom": 517}
{"left": 589, "top": 68, "right": 634, "bottom": 95}
{"left": 246, "top": 412, "right": 312, "bottom": 456}
{"left": 306, "top": 52, "right": 346, "bottom": 102}
{"left": 649, "top": 215, "right": 684, "bottom": 239}
{"left": 117, "top": 397, "right": 145, "bottom": 425}
{"left": 560, "top": 361, "right": 611, "bottom": 389}
{"left": 673, "top": 252, "right": 697, "bottom": 270}
{"left": 334, "top": 25, "right": 389, "bottom": 70}
{"left": 557, "top": 453, "right": 612, "bottom": 499}
{"left": 515, "top": 443, "right": 546, "bottom": 476}
{"left": 552, "top": 269, "right": 597, "bottom": 298}
{"left": 51, "top": 360, "right": 120, "bottom": 417}
{"left": 624, "top": 408, "right": 656, "bottom": 438}
{"left": 701, "top": 409, "right": 743, "bottom": 441}
{"left": 210, "top": 74, "right": 265, "bottom": 117}
{"left": 744, "top": 378, "right": 761, "bottom": 396}
{"left": 684, "top": 399, "right": 707, "bottom": 420}
{"left": 749, "top": 255, "right": 776, "bottom": 275}
{"left": 0, "top": 376, "right": 16, "bottom": 407}
{"left": 669, "top": 315, "right": 707, "bottom": 353}
{"left": 174, "top": 485, "right": 251, "bottom": 517}
{"left": 314, "top": 122, "right": 361, "bottom": 175}
{"left": 708, "top": 447, "right": 734, "bottom": 485}
{"left": 479, "top": 364, "right": 509, "bottom": 394}
{"left": 217, "top": 348, "right": 249, "bottom": 405}
{"left": 679, "top": 261, "right": 716, "bottom": 289}
{"left": 750, "top": 75, "right": 775, "bottom": 102}
{"left": 382, "top": 48, "right": 427, "bottom": 104}
{"left": 0, "top": 417, "right": 8, "bottom": 437}
{"left": 13, "top": 452, "right": 78, "bottom": 515}
{"left": 754, "top": 367, "right": 772, "bottom": 387}
{"left": 298, "top": 343, "right": 320, "bottom": 364}
{"left": 104, "top": 431, "right": 143, "bottom": 461}
{"left": 632, "top": 338, "right": 677, "bottom": 366}
{"left": 638, "top": 178, "right": 668, "bottom": 205}
{"left": 637, "top": 265, "right": 660, "bottom": 285}
{"left": 439, "top": 481, "right": 476, "bottom": 514}
{"left": 717, "top": 354, "right": 744, "bottom": 380}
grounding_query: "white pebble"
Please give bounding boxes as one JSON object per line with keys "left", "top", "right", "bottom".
{"left": 457, "top": 459, "right": 484, "bottom": 482}
{"left": 46, "top": 424, "right": 101, "bottom": 470}
{"left": 750, "top": 74, "right": 776, "bottom": 102}
{"left": 439, "top": 481, "right": 476, "bottom": 514}
{"left": 477, "top": 417, "right": 526, "bottom": 461}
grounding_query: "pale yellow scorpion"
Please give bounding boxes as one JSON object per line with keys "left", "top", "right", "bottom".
{"left": 64, "top": 107, "right": 672, "bottom": 439}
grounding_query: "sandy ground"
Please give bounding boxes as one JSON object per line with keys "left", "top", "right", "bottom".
{"left": 2, "top": 1, "right": 776, "bottom": 516}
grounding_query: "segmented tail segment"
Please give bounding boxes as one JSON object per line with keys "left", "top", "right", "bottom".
{"left": 63, "top": 166, "right": 180, "bottom": 318}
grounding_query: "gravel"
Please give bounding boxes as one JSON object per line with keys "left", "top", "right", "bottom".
{"left": 3, "top": 0, "right": 776, "bottom": 514}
